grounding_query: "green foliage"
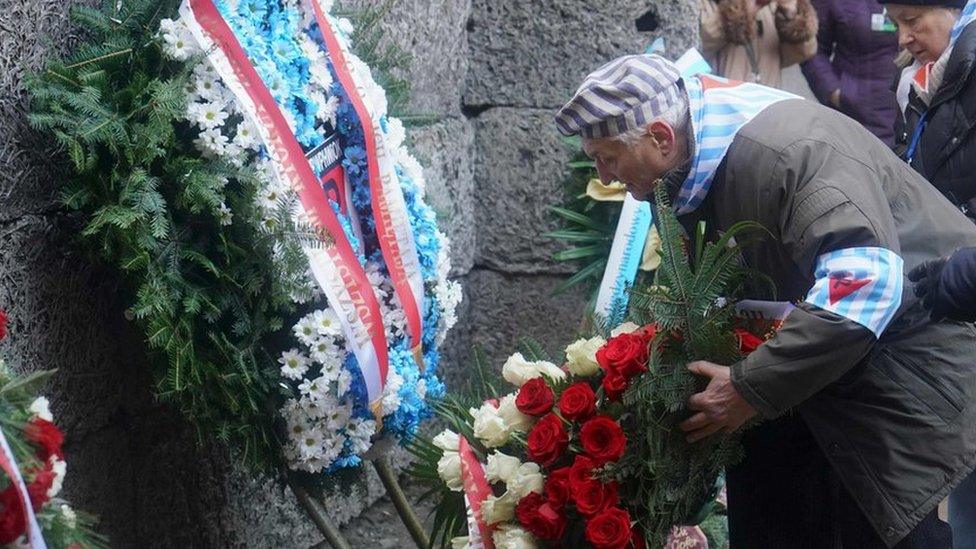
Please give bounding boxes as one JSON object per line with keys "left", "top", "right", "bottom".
{"left": 546, "top": 138, "right": 619, "bottom": 296}
{"left": 28, "top": 0, "right": 293, "bottom": 470}
{"left": 616, "top": 184, "right": 758, "bottom": 546}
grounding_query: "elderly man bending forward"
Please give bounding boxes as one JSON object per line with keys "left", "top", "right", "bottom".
{"left": 556, "top": 55, "right": 976, "bottom": 548}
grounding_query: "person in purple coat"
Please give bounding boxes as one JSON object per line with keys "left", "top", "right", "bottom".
{"left": 801, "top": 0, "right": 901, "bottom": 146}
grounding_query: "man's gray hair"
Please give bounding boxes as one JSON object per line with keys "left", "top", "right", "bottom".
{"left": 612, "top": 90, "right": 690, "bottom": 148}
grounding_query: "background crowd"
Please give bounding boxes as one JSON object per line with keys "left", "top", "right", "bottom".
{"left": 700, "top": 0, "right": 976, "bottom": 546}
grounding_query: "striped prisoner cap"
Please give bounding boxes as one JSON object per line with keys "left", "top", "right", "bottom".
{"left": 555, "top": 54, "right": 683, "bottom": 139}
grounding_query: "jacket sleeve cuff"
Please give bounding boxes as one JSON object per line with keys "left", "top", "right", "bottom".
{"left": 731, "top": 360, "right": 783, "bottom": 419}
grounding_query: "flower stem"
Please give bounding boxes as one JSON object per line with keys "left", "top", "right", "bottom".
{"left": 373, "top": 458, "right": 430, "bottom": 549}
{"left": 289, "top": 481, "right": 352, "bottom": 549}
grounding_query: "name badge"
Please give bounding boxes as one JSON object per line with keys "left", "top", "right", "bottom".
{"left": 872, "top": 12, "right": 896, "bottom": 32}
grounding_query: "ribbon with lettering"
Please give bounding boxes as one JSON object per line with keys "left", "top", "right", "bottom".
{"left": 459, "top": 436, "right": 494, "bottom": 549}
{"left": 0, "top": 427, "right": 46, "bottom": 549}
{"left": 181, "top": 0, "right": 391, "bottom": 408}
{"left": 309, "top": 0, "right": 427, "bottom": 366}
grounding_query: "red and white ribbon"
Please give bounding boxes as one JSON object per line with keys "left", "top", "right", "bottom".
{"left": 181, "top": 0, "right": 391, "bottom": 410}
{"left": 0, "top": 427, "right": 46, "bottom": 549}
{"left": 309, "top": 0, "right": 427, "bottom": 365}
{"left": 458, "top": 436, "right": 494, "bottom": 549}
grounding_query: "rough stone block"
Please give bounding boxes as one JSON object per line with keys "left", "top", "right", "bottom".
{"left": 343, "top": 0, "right": 471, "bottom": 116}
{"left": 474, "top": 107, "right": 578, "bottom": 275}
{"left": 450, "top": 269, "right": 588, "bottom": 373}
{"left": 407, "top": 117, "right": 476, "bottom": 276}
{"left": 465, "top": 0, "right": 700, "bottom": 108}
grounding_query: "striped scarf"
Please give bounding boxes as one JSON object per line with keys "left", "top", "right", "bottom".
{"left": 676, "top": 75, "right": 799, "bottom": 215}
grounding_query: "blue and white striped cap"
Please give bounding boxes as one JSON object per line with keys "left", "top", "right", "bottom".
{"left": 555, "top": 54, "right": 683, "bottom": 139}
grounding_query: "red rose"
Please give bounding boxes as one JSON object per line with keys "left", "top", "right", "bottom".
{"left": 602, "top": 372, "right": 628, "bottom": 402}
{"left": 575, "top": 480, "right": 619, "bottom": 516}
{"left": 734, "top": 327, "right": 764, "bottom": 355}
{"left": 558, "top": 382, "right": 596, "bottom": 421}
{"left": 596, "top": 332, "right": 648, "bottom": 378}
{"left": 0, "top": 310, "right": 7, "bottom": 341}
{"left": 580, "top": 416, "right": 627, "bottom": 465}
{"left": 0, "top": 486, "right": 25, "bottom": 544}
{"left": 585, "top": 506, "right": 633, "bottom": 549}
{"left": 27, "top": 464, "right": 55, "bottom": 511}
{"left": 516, "top": 492, "right": 567, "bottom": 541}
{"left": 516, "top": 378, "right": 555, "bottom": 417}
{"left": 24, "top": 419, "right": 63, "bottom": 461}
{"left": 545, "top": 467, "right": 572, "bottom": 509}
{"left": 527, "top": 413, "right": 569, "bottom": 466}
{"left": 569, "top": 455, "right": 598, "bottom": 495}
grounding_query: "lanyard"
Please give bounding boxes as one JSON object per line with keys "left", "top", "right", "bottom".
{"left": 904, "top": 110, "right": 929, "bottom": 166}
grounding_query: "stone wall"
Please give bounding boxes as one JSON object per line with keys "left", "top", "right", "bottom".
{"left": 0, "top": 0, "right": 697, "bottom": 546}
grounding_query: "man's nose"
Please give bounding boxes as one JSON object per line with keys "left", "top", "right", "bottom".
{"left": 596, "top": 162, "right": 614, "bottom": 185}
{"left": 897, "top": 28, "right": 912, "bottom": 50}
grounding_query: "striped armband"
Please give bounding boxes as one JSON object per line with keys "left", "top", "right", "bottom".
{"left": 803, "top": 247, "right": 904, "bottom": 337}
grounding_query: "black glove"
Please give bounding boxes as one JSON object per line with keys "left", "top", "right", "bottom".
{"left": 907, "top": 256, "right": 950, "bottom": 322}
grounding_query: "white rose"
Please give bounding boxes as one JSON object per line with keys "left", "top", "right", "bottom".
{"left": 471, "top": 402, "right": 510, "bottom": 447}
{"left": 481, "top": 491, "right": 517, "bottom": 525}
{"left": 433, "top": 429, "right": 460, "bottom": 452}
{"left": 450, "top": 536, "right": 470, "bottom": 549}
{"left": 485, "top": 451, "right": 522, "bottom": 484}
{"left": 564, "top": 336, "right": 605, "bottom": 377}
{"left": 493, "top": 524, "right": 539, "bottom": 549}
{"left": 497, "top": 393, "right": 534, "bottom": 433}
{"left": 29, "top": 397, "right": 53, "bottom": 422}
{"left": 611, "top": 322, "right": 641, "bottom": 337}
{"left": 507, "top": 462, "right": 544, "bottom": 499}
{"left": 437, "top": 451, "right": 463, "bottom": 491}
{"left": 502, "top": 353, "right": 565, "bottom": 387}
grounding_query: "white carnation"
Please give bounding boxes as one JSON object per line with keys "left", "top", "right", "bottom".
{"left": 485, "top": 451, "right": 521, "bottom": 485}
{"left": 564, "top": 336, "right": 605, "bottom": 377}
{"left": 432, "top": 429, "right": 460, "bottom": 452}
{"left": 470, "top": 402, "right": 509, "bottom": 448}
{"left": 29, "top": 397, "right": 53, "bottom": 422}
{"left": 496, "top": 393, "right": 534, "bottom": 433}
{"left": 502, "top": 353, "right": 565, "bottom": 387}
{"left": 493, "top": 524, "right": 539, "bottom": 549}
{"left": 437, "top": 450, "right": 463, "bottom": 491}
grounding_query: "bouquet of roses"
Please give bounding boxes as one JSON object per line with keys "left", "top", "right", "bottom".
{"left": 0, "top": 311, "right": 106, "bottom": 548}
{"left": 411, "top": 186, "right": 767, "bottom": 548}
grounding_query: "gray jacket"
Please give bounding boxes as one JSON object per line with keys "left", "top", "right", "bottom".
{"left": 665, "top": 98, "right": 976, "bottom": 546}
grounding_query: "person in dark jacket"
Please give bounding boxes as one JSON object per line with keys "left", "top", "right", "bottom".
{"left": 557, "top": 53, "right": 976, "bottom": 548}
{"left": 883, "top": 1, "right": 976, "bottom": 544}
{"left": 886, "top": 0, "right": 976, "bottom": 216}
{"left": 801, "top": 0, "right": 900, "bottom": 145}
{"left": 909, "top": 247, "right": 976, "bottom": 322}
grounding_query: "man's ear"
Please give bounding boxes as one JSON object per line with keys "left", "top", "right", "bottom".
{"left": 646, "top": 121, "right": 676, "bottom": 155}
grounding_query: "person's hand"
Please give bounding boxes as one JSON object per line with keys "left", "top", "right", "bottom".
{"left": 680, "top": 361, "right": 758, "bottom": 443}
{"left": 908, "top": 256, "right": 950, "bottom": 322}
{"left": 829, "top": 89, "right": 841, "bottom": 108}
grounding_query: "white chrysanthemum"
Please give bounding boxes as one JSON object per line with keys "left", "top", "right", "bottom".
{"left": 310, "top": 62, "right": 334, "bottom": 91}
{"left": 193, "top": 127, "right": 229, "bottom": 158}
{"left": 160, "top": 19, "right": 197, "bottom": 61}
{"left": 396, "top": 150, "right": 426, "bottom": 193}
{"left": 336, "top": 368, "right": 353, "bottom": 398}
{"left": 385, "top": 118, "right": 406, "bottom": 150}
{"left": 324, "top": 400, "right": 352, "bottom": 431}
{"left": 345, "top": 418, "right": 374, "bottom": 454}
{"left": 317, "top": 95, "right": 340, "bottom": 127}
{"left": 218, "top": 202, "right": 233, "bottom": 226}
{"left": 192, "top": 71, "right": 225, "bottom": 103}
{"left": 29, "top": 397, "right": 53, "bottom": 422}
{"left": 298, "top": 428, "right": 326, "bottom": 461}
{"left": 293, "top": 313, "right": 319, "bottom": 346}
{"left": 310, "top": 336, "right": 343, "bottom": 366}
{"left": 257, "top": 179, "right": 289, "bottom": 212}
{"left": 312, "top": 308, "right": 343, "bottom": 338}
{"left": 188, "top": 101, "right": 230, "bottom": 130}
{"left": 298, "top": 375, "right": 328, "bottom": 402}
{"left": 381, "top": 369, "right": 404, "bottom": 414}
{"left": 233, "top": 118, "right": 261, "bottom": 151}
{"left": 279, "top": 349, "right": 310, "bottom": 380}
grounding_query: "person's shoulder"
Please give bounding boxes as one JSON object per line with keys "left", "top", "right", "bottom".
{"left": 733, "top": 99, "right": 843, "bottom": 153}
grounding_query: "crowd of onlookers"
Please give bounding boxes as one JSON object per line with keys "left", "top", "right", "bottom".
{"left": 700, "top": 0, "right": 976, "bottom": 545}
